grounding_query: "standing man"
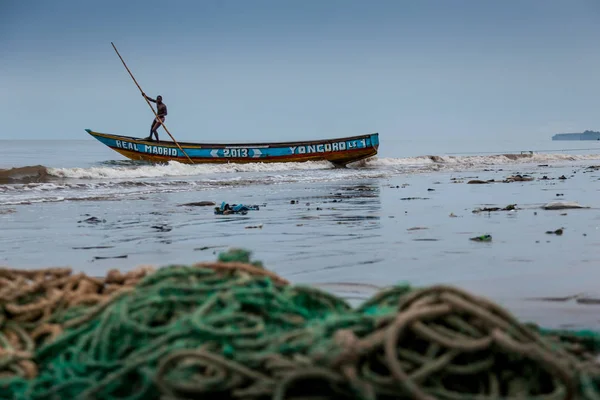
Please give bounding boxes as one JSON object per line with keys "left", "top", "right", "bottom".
{"left": 142, "top": 93, "right": 167, "bottom": 141}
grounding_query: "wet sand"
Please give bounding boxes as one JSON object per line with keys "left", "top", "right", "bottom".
{"left": 2, "top": 160, "right": 600, "bottom": 329}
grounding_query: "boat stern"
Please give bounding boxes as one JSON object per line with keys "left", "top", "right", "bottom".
{"left": 370, "top": 133, "right": 379, "bottom": 150}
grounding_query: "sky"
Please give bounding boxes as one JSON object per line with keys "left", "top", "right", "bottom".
{"left": 2, "top": 0, "right": 600, "bottom": 144}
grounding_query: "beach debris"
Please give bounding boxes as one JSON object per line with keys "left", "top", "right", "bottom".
{"left": 559, "top": 175, "right": 567, "bottom": 180}
{"left": 151, "top": 224, "right": 172, "bottom": 232}
{"left": 93, "top": 255, "right": 128, "bottom": 260}
{"left": 194, "top": 245, "right": 227, "bottom": 251}
{"left": 575, "top": 297, "right": 600, "bottom": 305}
{"left": 349, "top": 185, "right": 375, "bottom": 191}
{"left": 72, "top": 245, "right": 115, "bottom": 250}
{"left": 525, "top": 293, "right": 600, "bottom": 304}
{"left": 245, "top": 224, "right": 263, "bottom": 229}
{"left": 400, "top": 197, "right": 430, "bottom": 200}
{"left": 525, "top": 294, "right": 583, "bottom": 302}
{"left": 178, "top": 201, "right": 216, "bottom": 207}
{"left": 214, "top": 202, "right": 260, "bottom": 215}
{"left": 556, "top": 193, "right": 564, "bottom": 197}
{"left": 546, "top": 228, "right": 564, "bottom": 235}
{"left": 469, "top": 175, "right": 536, "bottom": 184}
{"left": 0, "top": 208, "right": 16, "bottom": 215}
{"left": 77, "top": 216, "right": 106, "bottom": 224}
{"left": 542, "top": 201, "right": 589, "bottom": 210}
{"left": 290, "top": 200, "right": 297, "bottom": 204}
{"left": 427, "top": 188, "right": 435, "bottom": 191}
{"left": 449, "top": 212, "right": 458, "bottom": 217}
{"left": 470, "top": 234, "right": 492, "bottom": 242}
{"left": 472, "top": 204, "right": 517, "bottom": 213}
{"left": 329, "top": 192, "right": 351, "bottom": 199}
{"left": 504, "top": 174, "right": 534, "bottom": 182}
{"left": 407, "top": 226, "right": 428, "bottom": 231}
{"left": 217, "top": 248, "right": 264, "bottom": 267}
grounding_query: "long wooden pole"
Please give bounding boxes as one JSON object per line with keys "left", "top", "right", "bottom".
{"left": 110, "top": 42, "right": 194, "bottom": 164}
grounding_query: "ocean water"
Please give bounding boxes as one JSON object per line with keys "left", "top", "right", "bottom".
{"left": 2, "top": 135, "right": 600, "bottom": 329}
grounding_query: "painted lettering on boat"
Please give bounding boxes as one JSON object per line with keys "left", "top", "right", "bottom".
{"left": 223, "top": 148, "right": 248, "bottom": 157}
{"left": 144, "top": 145, "right": 178, "bottom": 157}
{"left": 115, "top": 140, "right": 139, "bottom": 152}
{"left": 115, "top": 140, "right": 178, "bottom": 156}
{"left": 211, "top": 148, "right": 262, "bottom": 158}
{"left": 289, "top": 139, "right": 366, "bottom": 155}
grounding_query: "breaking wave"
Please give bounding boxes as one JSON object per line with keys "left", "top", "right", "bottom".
{"left": 2, "top": 151, "right": 600, "bottom": 206}
{"left": 364, "top": 152, "right": 600, "bottom": 168}
{"left": 47, "top": 160, "right": 334, "bottom": 180}
{"left": 0, "top": 161, "right": 333, "bottom": 184}
{"left": 2, "top": 152, "right": 600, "bottom": 183}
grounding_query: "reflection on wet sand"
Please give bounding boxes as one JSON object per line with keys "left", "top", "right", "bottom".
{"left": 294, "top": 182, "right": 381, "bottom": 226}
{"left": 275, "top": 181, "right": 383, "bottom": 281}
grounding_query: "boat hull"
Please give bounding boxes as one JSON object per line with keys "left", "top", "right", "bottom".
{"left": 85, "top": 130, "right": 379, "bottom": 166}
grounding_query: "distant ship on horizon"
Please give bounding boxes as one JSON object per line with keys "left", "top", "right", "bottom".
{"left": 552, "top": 130, "right": 600, "bottom": 140}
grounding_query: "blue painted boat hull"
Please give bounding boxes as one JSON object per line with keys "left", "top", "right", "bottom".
{"left": 85, "top": 129, "right": 379, "bottom": 167}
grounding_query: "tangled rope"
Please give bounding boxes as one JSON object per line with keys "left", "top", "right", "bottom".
{"left": 0, "top": 251, "right": 599, "bottom": 399}
{"left": 0, "top": 265, "right": 154, "bottom": 381}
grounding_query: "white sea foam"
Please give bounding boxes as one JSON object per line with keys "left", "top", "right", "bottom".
{"left": 36, "top": 152, "right": 600, "bottom": 181}
{"left": 3, "top": 152, "right": 600, "bottom": 206}
{"left": 363, "top": 152, "right": 600, "bottom": 168}
{"left": 47, "top": 160, "right": 333, "bottom": 180}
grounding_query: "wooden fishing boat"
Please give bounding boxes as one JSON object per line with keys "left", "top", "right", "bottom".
{"left": 85, "top": 129, "right": 379, "bottom": 167}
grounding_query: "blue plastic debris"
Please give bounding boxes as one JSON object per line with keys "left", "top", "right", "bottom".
{"left": 214, "top": 202, "right": 260, "bottom": 215}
